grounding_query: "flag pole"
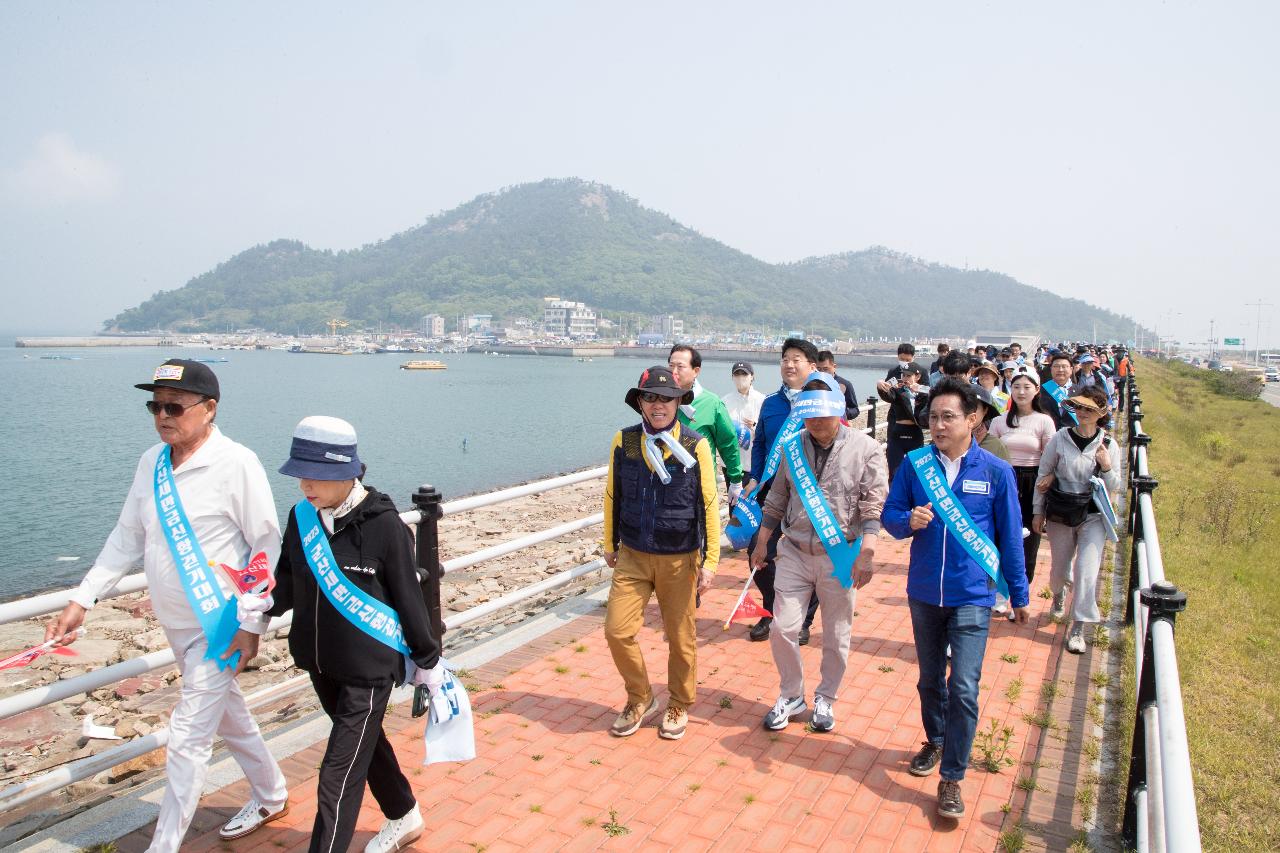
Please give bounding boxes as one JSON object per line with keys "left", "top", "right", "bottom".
{"left": 723, "top": 568, "right": 757, "bottom": 630}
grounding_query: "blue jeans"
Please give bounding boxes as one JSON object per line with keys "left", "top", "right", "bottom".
{"left": 908, "top": 598, "right": 991, "bottom": 781}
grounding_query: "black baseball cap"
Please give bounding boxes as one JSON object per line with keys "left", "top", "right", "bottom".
{"left": 624, "top": 366, "right": 693, "bottom": 413}
{"left": 731, "top": 361, "right": 754, "bottom": 376}
{"left": 135, "top": 358, "right": 221, "bottom": 401}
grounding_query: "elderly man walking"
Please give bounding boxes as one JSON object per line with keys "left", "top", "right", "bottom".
{"left": 602, "top": 367, "right": 719, "bottom": 740}
{"left": 46, "top": 359, "right": 288, "bottom": 852}
{"left": 750, "top": 373, "right": 887, "bottom": 733}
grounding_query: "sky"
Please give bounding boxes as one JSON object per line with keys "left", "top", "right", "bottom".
{"left": 2, "top": 2, "right": 1277, "bottom": 348}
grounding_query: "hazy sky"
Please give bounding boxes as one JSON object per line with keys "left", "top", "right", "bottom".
{"left": 2, "top": 2, "right": 1277, "bottom": 347}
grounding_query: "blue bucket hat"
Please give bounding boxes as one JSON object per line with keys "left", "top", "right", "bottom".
{"left": 792, "top": 372, "right": 845, "bottom": 419}
{"left": 279, "top": 416, "right": 364, "bottom": 481}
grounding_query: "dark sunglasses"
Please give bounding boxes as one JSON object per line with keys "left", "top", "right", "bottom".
{"left": 145, "top": 398, "right": 208, "bottom": 417}
{"left": 638, "top": 391, "right": 676, "bottom": 404}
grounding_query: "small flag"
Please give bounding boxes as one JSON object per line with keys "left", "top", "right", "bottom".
{"left": 214, "top": 551, "right": 276, "bottom": 599}
{"left": 0, "top": 630, "right": 83, "bottom": 670}
{"left": 729, "top": 592, "right": 772, "bottom": 625}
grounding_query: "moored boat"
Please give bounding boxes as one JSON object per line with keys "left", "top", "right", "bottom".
{"left": 400, "top": 359, "right": 447, "bottom": 370}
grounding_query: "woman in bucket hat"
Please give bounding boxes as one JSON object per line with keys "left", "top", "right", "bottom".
{"left": 602, "top": 367, "right": 719, "bottom": 740}
{"left": 257, "top": 416, "right": 442, "bottom": 853}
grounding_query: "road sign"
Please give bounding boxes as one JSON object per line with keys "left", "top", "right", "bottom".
{"left": 1224, "top": 337, "right": 1241, "bottom": 345}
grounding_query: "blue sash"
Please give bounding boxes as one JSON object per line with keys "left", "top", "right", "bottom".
{"left": 905, "top": 446, "right": 1009, "bottom": 598}
{"left": 153, "top": 447, "right": 242, "bottom": 670}
{"left": 293, "top": 499, "right": 412, "bottom": 658}
{"left": 726, "top": 390, "right": 827, "bottom": 549}
{"left": 1042, "top": 380, "right": 1078, "bottom": 425}
{"left": 782, "top": 434, "right": 861, "bottom": 588}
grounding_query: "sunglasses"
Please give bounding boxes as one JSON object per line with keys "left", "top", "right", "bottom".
{"left": 638, "top": 391, "right": 677, "bottom": 404}
{"left": 145, "top": 398, "right": 208, "bottom": 417}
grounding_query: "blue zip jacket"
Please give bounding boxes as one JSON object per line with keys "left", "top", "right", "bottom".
{"left": 882, "top": 438, "right": 1030, "bottom": 608}
{"left": 750, "top": 386, "right": 794, "bottom": 483}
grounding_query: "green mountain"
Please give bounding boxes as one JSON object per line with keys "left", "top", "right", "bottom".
{"left": 106, "top": 178, "right": 1138, "bottom": 341}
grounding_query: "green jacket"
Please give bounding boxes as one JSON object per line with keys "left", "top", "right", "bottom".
{"left": 979, "top": 432, "right": 1012, "bottom": 464}
{"left": 677, "top": 387, "right": 744, "bottom": 484}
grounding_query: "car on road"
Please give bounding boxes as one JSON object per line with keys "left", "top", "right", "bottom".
{"left": 1266, "top": 369, "right": 1279, "bottom": 383}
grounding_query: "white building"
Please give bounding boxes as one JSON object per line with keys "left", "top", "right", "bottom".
{"left": 420, "top": 314, "right": 445, "bottom": 337}
{"left": 649, "top": 315, "right": 684, "bottom": 339}
{"left": 543, "top": 298, "right": 598, "bottom": 339}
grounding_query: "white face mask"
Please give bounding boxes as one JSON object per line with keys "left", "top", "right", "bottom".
{"left": 733, "top": 374, "right": 752, "bottom": 394}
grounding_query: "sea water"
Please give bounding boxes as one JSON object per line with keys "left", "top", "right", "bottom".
{"left": 0, "top": 345, "right": 885, "bottom": 599}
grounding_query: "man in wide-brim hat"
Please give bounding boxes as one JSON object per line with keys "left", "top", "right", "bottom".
{"left": 46, "top": 358, "right": 289, "bottom": 851}
{"left": 602, "top": 367, "right": 718, "bottom": 741}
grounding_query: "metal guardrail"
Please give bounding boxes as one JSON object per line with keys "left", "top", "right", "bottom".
{"left": 0, "top": 398, "right": 891, "bottom": 812}
{"left": 1120, "top": 377, "right": 1202, "bottom": 852}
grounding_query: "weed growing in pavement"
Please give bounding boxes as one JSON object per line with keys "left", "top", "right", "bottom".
{"left": 1083, "top": 737, "right": 1101, "bottom": 762}
{"left": 878, "top": 664, "right": 895, "bottom": 673}
{"left": 602, "top": 808, "right": 630, "bottom": 837}
{"left": 1068, "top": 831, "right": 1094, "bottom": 853}
{"left": 972, "top": 719, "right": 1016, "bottom": 772}
{"left": 490, "top": 683, "right": 504, "bottom": 690}
{"left": 1001, "top": 652, "right": 1020, "bottom": 664}
{"left": 580, "top": 817, "right": 596, "bottom": 827}
{"left": 1076, "top": 783, "right": 1097, "bottom": 816}
{"left": 1091, "top": 626, "right": 1112, "bottom": 650}
{"left": 1005, "top": 677, "right": 1024, "bottom": 703}
{"left": 531, "top": 754, "right": 543, "bottom": 761}
{"left": 574, "top": 644, "right": 587, "bottom": 653}
{"left": 1038, "top": 586, "right": 1053, "bottom": 599}
{"left": 1090, "top": 670, "right": 1110, "bottom": 689}
{"left": 529, "top": 804, "right": 542, "bottom": 813}
{"left": 1016, "top": 775, "right": 1040, "bottom": 792}
{"left": 589, "top": 758, "right": 602, "bottom": 765}
{"left": 716, "top": 759, "right": 728, "bottom": 767}
{"left": 1040, "top": 681, "right": 1060, "bottom": 702}
{"left": 554, "top": 665, "right": 570, "bottom": 674}
{"left": 998, "top": 822, "right": 1026, "bottom": 852}
{"left": 78, "top": 847, "right": 118, "bottom": 853}
{"left": 1023, "top": 710, "right": 1055, "bottom": 729}
{"left": 743, "top": 793, "right": 757, "bottom": 805}
{"left": 468, "top": 844, "right": 488, "bottom": 853}
{"left": 1000, "top": 802, "right": 1012, "bottom": 814}
{"left": 767, "top": 733, "right": 780, "bottom": 743}
{"left": 718, "top": 696, "right": 733, "bottom": 709}
{"left": 454, "top": 669, "right": 471, "bottom": 679}
{"left": 687, "top": 783, "right": 701, "bottom": 793}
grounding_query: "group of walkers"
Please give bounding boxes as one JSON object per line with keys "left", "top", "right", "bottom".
{"left": 603, "top": 337, "right": 1131, "bottom": 820}
{"left": 39, "top": 336, "right": 1132, "bottom": 849}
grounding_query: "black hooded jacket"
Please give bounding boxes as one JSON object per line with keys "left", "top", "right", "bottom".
{"left": 268, "top": 486, "right": 440, "bottom": 686}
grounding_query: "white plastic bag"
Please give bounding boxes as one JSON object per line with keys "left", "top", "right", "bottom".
{"left": 423, "top": 661, "right": 475, "bottom": 764}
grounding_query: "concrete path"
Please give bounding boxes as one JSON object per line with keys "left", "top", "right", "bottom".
{"left": 106, "top": 537, "right": 1084, "bottom": 853}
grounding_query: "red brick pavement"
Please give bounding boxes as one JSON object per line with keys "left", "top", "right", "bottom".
{"left": 112, "top": 537, "right": 1072, "bottom": 852}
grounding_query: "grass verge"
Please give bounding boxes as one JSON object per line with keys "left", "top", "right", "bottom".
{"left": 1116, "top": 357, "right": 1280, "bottom": 851}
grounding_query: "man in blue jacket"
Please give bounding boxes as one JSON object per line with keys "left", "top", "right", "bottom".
{"left": 743, "top": 337, "right": 822, "bottom": 643}
{"left": 882, "top": 377, "right": 1030, "bottom": 821}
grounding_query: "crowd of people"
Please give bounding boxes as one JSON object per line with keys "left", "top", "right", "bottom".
{"left": 40, "top": 338, "right": 1133, "bottom": 849}
{"left": 603, "top": 337, "right": 1131, "bottom": 820}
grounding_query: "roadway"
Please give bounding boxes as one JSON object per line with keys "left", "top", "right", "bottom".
{"left": 1262, "top": 380, "right": 1280, "bottom": 408}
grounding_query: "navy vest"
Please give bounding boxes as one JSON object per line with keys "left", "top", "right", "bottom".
{"left": 611, "top": 425, "right": 705, "bottom": 556}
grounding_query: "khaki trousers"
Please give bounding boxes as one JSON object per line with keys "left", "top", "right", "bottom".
{"left": 770, "top": 538, "right": 856, "bottom": 702}
{"left": 604, "top": 545, "right": 699, "bottom": 709}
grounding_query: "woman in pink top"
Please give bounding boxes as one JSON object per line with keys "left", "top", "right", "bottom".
{"left": 990, "top": 367, "right": 1056, "bottom": 602}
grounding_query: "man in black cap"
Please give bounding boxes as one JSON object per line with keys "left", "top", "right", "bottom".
{"left": 723, "top": 361, "right": 765, "bottom": 486}
{"left": 46, "top": 359, "right": 289, "bottom": 852}
{"left": 602, "top": 367, "right": 719, "bottom": 741}
{"left": 816, "top": 350, "right": 861, "bottom": 422}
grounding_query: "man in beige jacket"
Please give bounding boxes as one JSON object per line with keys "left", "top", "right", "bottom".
{"left": 751, "top": 374, "right": 888, "bottom": 733}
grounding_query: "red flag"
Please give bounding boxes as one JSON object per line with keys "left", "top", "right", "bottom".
{"left": 0, "top": 638, "right": 80, "bottom": 670}
{"left": 214, "top": 551, "right": 276, "bottom": 599}
{"left": 729, "top": 592, "right": 772, "bottom": 624}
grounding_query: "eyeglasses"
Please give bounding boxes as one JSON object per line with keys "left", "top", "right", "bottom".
{"left": 638, "top": 391, "right": 675, "bottom": 404}
{"left": 927, "top": 411, "right": 966, "bottom": 425}
{"left": 145, "top": 399, "right": 208, "bottom": 417}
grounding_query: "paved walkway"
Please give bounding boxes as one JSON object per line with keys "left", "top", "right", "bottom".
{"left": 109, "top": 536, "right": 1078, "bottom": 853}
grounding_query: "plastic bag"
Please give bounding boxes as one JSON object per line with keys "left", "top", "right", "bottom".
{"left": 423, "top": 661, "right": 475, "bottom": 765}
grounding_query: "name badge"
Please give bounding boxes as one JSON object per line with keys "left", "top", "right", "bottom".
{"left": 961, "top": 479, "right": 990, "bottom": 495}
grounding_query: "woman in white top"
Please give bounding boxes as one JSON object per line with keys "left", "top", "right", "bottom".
{"left": 990, "top": 366, "right": 1056, "bottom": 617}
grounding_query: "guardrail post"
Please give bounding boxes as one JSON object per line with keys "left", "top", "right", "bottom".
{"left": 1125, "top": 474, "right": 1159, "bottom": 624}
{"left": 864, "top": 396, "right": 877, "bottom": 436}
{"left": 1123, "top": 580, "right": 1188, "bottom": 848}
{"left": 411, "top": 484, "right": 446, "bottom": 645}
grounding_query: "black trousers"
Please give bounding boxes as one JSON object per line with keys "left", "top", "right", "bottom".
{"left": 748, "top": 484, "right": 819, "bottom": 628}
{"left": 886, "top": 422, "right": 924, "bottom": 483}
{"left": 1013, "top": 465, "right": 1040, "bottom": 584}
{"left": 1115, "top": 377, "right": 1128, "bottom": 411}
{"left": 308, "top": 673, "right": 416, "bottom": 853}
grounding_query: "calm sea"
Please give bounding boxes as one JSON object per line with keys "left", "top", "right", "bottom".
{"left": 0, "top": 345, "right": 884, "bottom": 599}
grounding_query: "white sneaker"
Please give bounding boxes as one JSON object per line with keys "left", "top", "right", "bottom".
{"left": 992, "top": 595, "right": 1009, "bottom": 615}
{"left": 763, "top": 695, "right": 807, "bottom": 730}
{"left": 1051, "top": 589, "right": 1067, "bottom": 620}
{"left": 1066, "top": 626, "right": 1086, "bottom": 654}
{"left": 365, "top": 803, "right": 424, "bottom": 853}
{"left": 219, "top": 797, "right": 290, "bottom": 840}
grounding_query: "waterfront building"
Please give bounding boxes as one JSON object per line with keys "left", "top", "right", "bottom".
{"left": 542, "top": 298, "right": 598, "bottom": 339}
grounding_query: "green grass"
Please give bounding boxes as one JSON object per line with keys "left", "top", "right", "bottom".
{"left": 1116, "top": 357, "right": 1280, "bottom": 851}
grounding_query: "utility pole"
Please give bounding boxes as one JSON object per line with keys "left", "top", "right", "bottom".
{"left": 1209, "top": 319, "right": 1215, "bottom": 362}
{"left": 1245, "top": 300, "right": 1272, "bottom": 366}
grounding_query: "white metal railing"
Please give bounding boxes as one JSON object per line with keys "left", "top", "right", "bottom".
{"left": 1122, "top": 387, "right": 1202, "bottom": 852}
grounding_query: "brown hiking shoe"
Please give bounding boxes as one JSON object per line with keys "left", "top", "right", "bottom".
{"left": 658, "top": 705, "right": 688, "bottom": 740}
{"left": 937, "top": 779, "right": 965, "bottom": 818}
{"left": 610, "top": 696, "right": 658, "bottom": 737}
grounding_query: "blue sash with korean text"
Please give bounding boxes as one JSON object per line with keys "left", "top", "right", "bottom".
{"left": 1043, "top": 380, "right": 1078, "bottom": 425}
{"left": 726, "top": 391, "right": 829, "bottom": 549}
{"left": 293, "top": 499, "right": 412, "bottom": 659}
{"left": 905, "top": 446, "right": 1009, "bottom": 598}
{"left": 781, "top": 434, "right": 862, "bottom": 589}
{"left": 153, "top": 447, "right": 243, "bottom": 670}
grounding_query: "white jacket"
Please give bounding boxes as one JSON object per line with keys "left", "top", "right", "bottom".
{"left": 1032, "top": 427, "right": 1123, "bottom": 514}
{"left": 71, "top": 426, "right": 281, "bottom": 634}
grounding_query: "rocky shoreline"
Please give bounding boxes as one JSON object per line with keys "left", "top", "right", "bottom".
{"left": 0, "top": 400, "right": 889, "bottom": 839}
